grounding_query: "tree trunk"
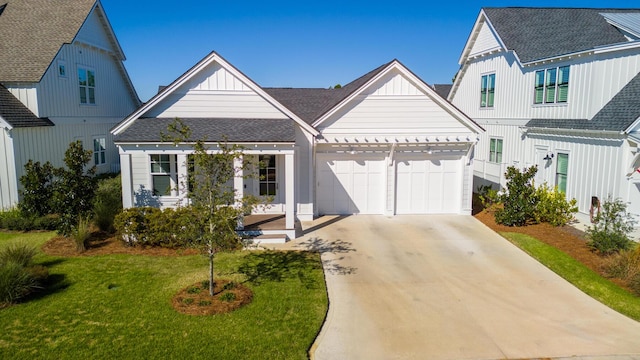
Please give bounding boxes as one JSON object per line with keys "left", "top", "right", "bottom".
{"left": 209, "top": 246, "right": 214, "bottom": 296}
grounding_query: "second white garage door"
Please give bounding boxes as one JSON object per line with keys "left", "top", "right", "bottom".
{"left": 395, "top": 155, "right": 462, "bottom": 214}
{"left": 317, "top": 154, "right": 385, "bottom": 215}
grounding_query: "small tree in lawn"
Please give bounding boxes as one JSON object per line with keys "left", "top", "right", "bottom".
{"left": 163, "top": 119, "right": 259, "bottom": 296}
{"left": 52, "top": 140, "right": 97, "bottom": 236}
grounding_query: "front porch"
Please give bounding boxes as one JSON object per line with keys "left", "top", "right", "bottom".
{"left": 239, "top": 214, "right": 300, "bottom": 244}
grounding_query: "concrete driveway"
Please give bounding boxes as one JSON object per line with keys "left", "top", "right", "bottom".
{"left": 287, "top": 215, "right": 640, "bottom": 360}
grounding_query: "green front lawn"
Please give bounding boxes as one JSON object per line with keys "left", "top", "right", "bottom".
{"left": 502, "top": 232, "right": 640, "bottom": 321}
{"left": 0, "top": 232, "right": 327, "bottom": 359}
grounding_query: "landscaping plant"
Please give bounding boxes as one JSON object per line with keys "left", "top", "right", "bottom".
{"left": 495, "top": 166, "right": 539, "bottom": 226}
{"left": 0, "top": 243, "right": 44, "bottom": 305}
{"left": 93, "top": 175, "right": 123, "bottom": 232}
{"left": 476, "top": 184, "right": 500, "bottom": 209}
{"left": 18, "top": 160, "right": 54, "bottom": 217}
{"left": 52, "top": 140, "right": 97, "bottom": 236}
{"left": 606, "top": 245, "right": 640, "bottom": 293}
{"left": 162, "top": 119, "right": 261, "bottom": 296}
{"left": 534, "top": 183, "right": 578, "bottom": 226}
{"left": 586, "top": 196, "right": 635, "bottom": 255}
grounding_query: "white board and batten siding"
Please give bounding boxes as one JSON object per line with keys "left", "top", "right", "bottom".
{"left": 467, "top": 19, "right": 503, "bottom": 58}
{"left": 315, "top": 69, "right": 475, "bottom": 216}
{"left": 319, "top": 70, "right": 477, "bottom": 139}
{"left": 0, "top": 130, "right": 18, "bottom": 209}
{"left": 143, "top": 63, "right": 288, "bottom": 120}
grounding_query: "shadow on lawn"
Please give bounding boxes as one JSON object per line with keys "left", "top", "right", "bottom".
{"left": 24, "top": 273, "right": 70, "bottom": 303}
{"left": 237, "top": 251, "right": 324, "bottom": 289}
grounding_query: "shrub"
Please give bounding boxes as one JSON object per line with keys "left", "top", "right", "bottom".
{"left": 534, "top": 184, "right": 578, "bottom": 226}
{"left": 198, "top": 299, "right": 212, "bottom": 306}
{"left": 93, "top": 175, "right": 123, "bottom": 232}
{"left": 476, "top": 185, "right": 501, "bottom": 209}
{"left": 630, "top": 272, "right": 640, "bottom": 296}
{"left": 187, "top": 286, "right": 201, "bottom": 294}
{"left": 219, "top": 292, "right": 236, "bottom": 302}
{"left": 71, "top": 217, "right": 92, "bottom": 252}
{"left": 0, "top": 209, "right": 59, "bottom": 231}
{"left": 222, "top": 281, "right": 237, "bottom": 291}
{"left": 182, "top": 298, "right": 194, "bottom": 305}
{"left": 0, "top": 243, "right": 36, "bottom": 268}
{"left": 606, "top": 246, "right": 640, "bottom": 281}
{"left": 495, "top": 166, "right": 538, "bottom": 226}
{"left": 52, "top": 141, "right": 97, "bottom": 236}
{"left": 18, "top": 160, "right": 54, "bottom": 217}
{"left": 114, "top": 206, "right": 202, "bottom": 248}
{"left": 0, "top": 262, "right": 39, "bottom": 304}
{"left": 586, "top": 197, "right": 635, "bottom": 255}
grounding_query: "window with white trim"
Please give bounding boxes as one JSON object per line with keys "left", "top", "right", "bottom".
{"left": 58, "top": 60, "right": 67, "bottom": 77}
{"left": 480, "top": 73, "right": 495, "bottom": 108}
{"left": 93, "top": 137, "right": 106, "bottom": 166}
{"left": 150, "top": 154, "right": 177, "bottom": 196}
{"left": 489, "top": 138, "right": 503, "bottom": 163}
{"left": 259, "top": 155, "right": 277, "bottom": 196}
{"left": 534, "top": 66, "right": 569, "bottom": 104}
{"left": 78, "top": 67, "right": 96, "bottom": 104}
{"left": 556, "top": 153, "right": 568, "bottom": 193}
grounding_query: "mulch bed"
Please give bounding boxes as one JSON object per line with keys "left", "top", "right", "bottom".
{"left": 41, "top": 232, "right": 199, "bottom": 257}
{"left": 172, "top": 279, "right": 253, "bottom": 316}
{"left": 474, "top": 208, "right": 631, "bottom": 291}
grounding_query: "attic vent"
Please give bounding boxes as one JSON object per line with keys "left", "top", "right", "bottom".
{"left": 0, "top": 4, "right": 6, "bottom": 16}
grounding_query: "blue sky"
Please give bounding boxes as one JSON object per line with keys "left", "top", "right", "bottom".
{"left": 102, "top": 0, "right": 640, "bottom": 102}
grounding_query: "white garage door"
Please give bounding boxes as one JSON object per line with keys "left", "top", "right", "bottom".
{"left": 395, "top": 156, "right": 462, "bottom": 214}
{"left": 317, "top": 154, "right": 385, "bottom": 215}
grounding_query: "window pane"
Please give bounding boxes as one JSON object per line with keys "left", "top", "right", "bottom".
{"left": 496, "top": 139, "right": 503, "bottom": 153}
{"left": 259, "top": 183, "right": 267, "bottom": 196}
{"left": 79, "top": 87, "right": 87, "bottom": 103}
{"left": 546, "top": 68, "right": 557, "bottom": 86}
{"left": 487, "top": 89, "right": 494, "bottom": 107}
{"left": 557, "top": 84, "right": 568, "bottom": 103}
{"left": 94, "top": 153, "right": 99, "bottom": 165}
{"left": 545, "top": 68, "right": 557, "bottom": 103}
{"left": 556, "top": 153, "right": 568, "bottom": 193}
{"left": 78, "top": 69, "right": 87, "bottom": 86}
{"left": 496, "top": 152, "right": 502, "bottom": 163}
{"left": 558, "top": 66, "right": 570, "bottom": 85}
{"left": 87, "top": 70, "right": 95, "bottom": 87}
{"left": 489, "top": 138, "right": 496, "bottom": 152}
{"left": 94, "top": 139, "right": 100, "bottom": 152}
{"left": 267, "top": 183, "right": 276, "bottom": 196}
{"left": 100, "top": 152, "right": 105, "bottom": 164}
{"left": 153, "top": 175, "right": 171, "bottom": 196}
{"left": 534, "top": 71, "right": 545, "bottom": 104}
{"left": 88, "top": 87, "right": 95, "bottom": 104}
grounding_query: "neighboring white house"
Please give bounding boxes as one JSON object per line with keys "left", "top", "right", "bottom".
{"left": 0, "top": 0, "right": 139, "bottom": 209}
{"left": 449, "top": 7, "right": 640, "bottom": 218}
{"left": 111, "top": 52, "right": 483, "bottom": 239}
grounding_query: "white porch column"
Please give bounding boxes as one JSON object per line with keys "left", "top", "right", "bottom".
{"left": 285, "top": 152, "right": 295, "bottom": 230}
{"left": 234, "top": 155, "right": 244, "bottom": 203}
{"left": 119, "top": 153, "right": 133, "bottom": 208}
{"left": 177, "top": 154, "right": 188, "bottom": 206}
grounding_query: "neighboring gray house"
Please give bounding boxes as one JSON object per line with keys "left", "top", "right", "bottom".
{"left": 449, "top": 7, "right": 640, "bottom": 218}
{"left": 111, "top": 52, "right": 483, "bottom": 241}
{"left": 0, "top": 0, "right": 139, "bottom": 209}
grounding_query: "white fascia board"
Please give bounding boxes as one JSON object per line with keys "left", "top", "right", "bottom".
{"left": 521, "top": 41, "right": 640, "bottom": 67}
{"left": 0, "top": 116, "right": 13, "bottom": 130}
{"left": 603, "top": 18, "right": 640, "bottom": 39}
{"left": 111, "top": 52, "right": 318, "bottom": 137}
{"left": 624, "top": 115, "right": 640, "bottom": 134}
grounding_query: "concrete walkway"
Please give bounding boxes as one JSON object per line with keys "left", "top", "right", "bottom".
{"left": 278, "top": 215, "right": 640, "bottom": 360}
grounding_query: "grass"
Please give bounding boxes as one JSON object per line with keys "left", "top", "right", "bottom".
{"left": 0, "top": 232, "right": 328, "bottom": 359}
{"left": 502, "top": 232, "right": 640, "bottom": 321}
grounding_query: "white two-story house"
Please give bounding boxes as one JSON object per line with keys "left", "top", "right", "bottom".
{"left": 0, "top": 0, "right": 139, "bottom": 209}
{"left": 449, "top": 7, "right": 640, "bottom": 218}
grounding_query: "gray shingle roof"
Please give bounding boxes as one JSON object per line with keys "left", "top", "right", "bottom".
{"left": 0, "top": 0, "right": 97, "bottom": 82}
{"left": 265, "top": 60, "right": 394, "bottom": 124}
{"left": 114, "top": 118, "right": 296, "bottom": 143}
{"left": 484, "top": 7, "right": 640, "bottom": 63}
{"left": 527, "top": 72, "right": 640, "bottom": 132}
{"left": 0, "top": 84, "right": 53, "bottom": 127}
{"left": 432, "top": 84, "right": 452, "bottom": 99}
